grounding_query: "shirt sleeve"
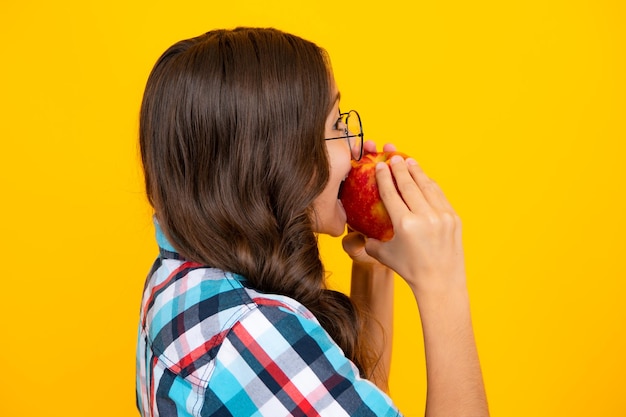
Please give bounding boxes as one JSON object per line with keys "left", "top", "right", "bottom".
{"left": 202, "top": 303, "right": 402, "bottom": 417}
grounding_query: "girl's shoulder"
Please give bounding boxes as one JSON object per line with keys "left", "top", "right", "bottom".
{"left": 139, "top": 259, "right": 323, "bottom": 378}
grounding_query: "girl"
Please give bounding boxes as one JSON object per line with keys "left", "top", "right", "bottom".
{"left": 136, "top": 27, "right": 488, "bottom": 416}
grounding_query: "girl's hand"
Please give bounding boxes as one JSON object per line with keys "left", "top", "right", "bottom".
{"left": 342, "top": 229, "right": 379, "bottom": 266}
{"left": 356, "top": 151, "right": 489, "bottom": 417}
{"left": 364, "top": 156, "right": 467, "bottom": 296}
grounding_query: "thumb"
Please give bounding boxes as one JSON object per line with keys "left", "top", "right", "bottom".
{"left": 364, "top": 237, "right": 385, "bottom": 262}
{"left": 342, "top": 232, "right": 366, "bottom": 257}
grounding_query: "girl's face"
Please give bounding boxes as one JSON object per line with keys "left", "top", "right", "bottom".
{"left": 311, "top": 77, "right": 352, "bottom": 236}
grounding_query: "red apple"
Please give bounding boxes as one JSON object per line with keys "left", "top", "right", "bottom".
{"left": 340, "top": 151, "right": 409, "bottom": 241}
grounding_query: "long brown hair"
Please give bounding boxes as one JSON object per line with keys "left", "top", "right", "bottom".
{"left": 139, "top": 27, "right": 375, "bottom": 376}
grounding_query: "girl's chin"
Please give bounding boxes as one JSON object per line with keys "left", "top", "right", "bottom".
{"left": 323, "top": 224, "right": 347, "bottom": 237}
{"left": 327, "top": 200, "right": 348, "bottom": 237}
{"left": 312, "top": 200, "right": 348, "bottom": 236}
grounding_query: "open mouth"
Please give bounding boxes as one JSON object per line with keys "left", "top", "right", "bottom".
{"left": 337, "top": 180, "right": 345, "bottom": 200}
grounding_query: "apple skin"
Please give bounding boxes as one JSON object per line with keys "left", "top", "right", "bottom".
{"left": 339, "top": 151, "right": 409, "bottom": 241}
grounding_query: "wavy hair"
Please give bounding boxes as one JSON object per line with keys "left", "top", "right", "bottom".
{"left": 139, "top": 28, "right": 376, "bottom": 376}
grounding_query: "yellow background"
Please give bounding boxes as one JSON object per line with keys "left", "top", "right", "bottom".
{"left": 1, "top": 0, "right": 624, "bottom": 416}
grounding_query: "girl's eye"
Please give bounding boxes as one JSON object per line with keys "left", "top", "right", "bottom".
{"left": 334, "top": 116, "right": 346, "bottom": 132}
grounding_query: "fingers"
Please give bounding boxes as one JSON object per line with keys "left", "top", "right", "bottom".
{"left": 405, "top": 159, "right": 454, "bottom": 213}
{"left": 342, "top": 231, "right": 366, "bottom": 256}
{"left": 363, "top": 140, "right": 377, "bottom": 154}
{"left": 386, "top": 156, "right": 431, "bottom": 215}
{"left": 363, "top": 140, "right": 398, "bottom": 155}
{"left": 382, "top": 143, "right": 397, "bottom": 153}
{"left": 343, "top": 231, "right": 383, "bottom": 266}
{"left": 375, "top": 160, "right": 422, "bottom": 224}
{"left": 378, "top": 154, "right": 458, "bottom": 228}
{"left": 363, "top": 237, "right": 386, "bottom": 266}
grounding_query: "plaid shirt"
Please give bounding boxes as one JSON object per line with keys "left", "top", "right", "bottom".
{"left": 136, "top": 226, "right": 401, "bottom": 416}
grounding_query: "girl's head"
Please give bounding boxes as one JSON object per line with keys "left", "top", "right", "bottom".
{"left": 141, "top": 27, "right": 351, "bottom": 253}
{"left": 140, "top": 27, "right": 373, "bottom": 375}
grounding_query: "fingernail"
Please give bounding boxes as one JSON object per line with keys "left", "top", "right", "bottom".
{"left": 390, "top": 155, "right": 403, "bottom": 165}
{"left": 406, "top": 158, "right": 418, "bottom": 166}
{"left": 375, "top": 162, "right": 387, "bottom": 171}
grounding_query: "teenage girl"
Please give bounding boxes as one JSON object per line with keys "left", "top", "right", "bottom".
{"left": 136, "top": 27, "right": 488, "bottom": 417}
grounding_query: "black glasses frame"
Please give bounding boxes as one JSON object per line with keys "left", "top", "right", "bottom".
{"left": 324, "top": 109, "right": 364, "bottom": 161}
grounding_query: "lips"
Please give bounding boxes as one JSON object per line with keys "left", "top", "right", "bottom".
{"left": 337, "top": 180, "right": 345, "bottom": 199}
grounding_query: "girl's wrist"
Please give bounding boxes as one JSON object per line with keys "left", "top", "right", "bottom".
{"left": 352, "top": 259, "right": 391, "bottom": 274}
{"left": 411, "top": 280, "right": 471, "bottom": 320}
{"left": 350, "top": 261, "right": 394, "bottom": 302}
{"left": 405, "top": 269, "right": 468, "bottom": 301}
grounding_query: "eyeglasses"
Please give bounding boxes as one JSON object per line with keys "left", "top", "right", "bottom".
{"left": 324, "top": 110, "right": 364, "bottom": 161}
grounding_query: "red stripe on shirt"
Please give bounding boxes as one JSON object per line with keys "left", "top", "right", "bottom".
{"left": 142, "top": 261, "right": 203, "bottom": 325}
{"left": 232, "top": 322, "right": 319, "bottom": 416}
{"left": 171, "top": 329, "right": 231, "bottom": 374}
{"left": 252, "top": 297, "right": 297, "bottom": 313}
{"left": 149, "top": 355, "right": 159, "bottom": 416}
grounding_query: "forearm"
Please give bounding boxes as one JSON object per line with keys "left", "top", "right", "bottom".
{"left": 350, "top": 262, "right": 394, "bottom": 392}
{"left": 415, "top": 284, "right": 489, "bottom": 417}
